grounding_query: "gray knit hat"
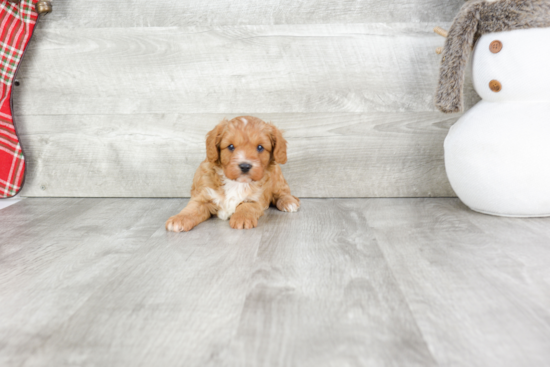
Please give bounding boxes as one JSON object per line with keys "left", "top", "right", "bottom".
{"left": 435, "top": 0, "right": 550, "bottom": 113}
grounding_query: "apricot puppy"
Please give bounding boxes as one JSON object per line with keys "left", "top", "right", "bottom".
{"left": 166, "top": 116, "right": 300, "bottom": 231}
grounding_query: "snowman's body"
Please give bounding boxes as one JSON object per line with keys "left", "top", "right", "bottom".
{"left": 444, "top": 27, "right": 550, "bottom": 217}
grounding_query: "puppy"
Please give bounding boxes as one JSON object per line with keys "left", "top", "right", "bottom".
{"left": 166, "top": 116, "right": 300, "bottom": 232}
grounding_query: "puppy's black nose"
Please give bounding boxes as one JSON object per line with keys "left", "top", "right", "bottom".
{"left": 239, "top": 163, "right": 252, "bottom": 173}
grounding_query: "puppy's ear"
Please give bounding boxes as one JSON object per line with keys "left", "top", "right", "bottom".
{"left": 206, "top": 119, "right": 227, "bottom": 162}
{"left": 269, "top": 124, "right": 287, "bottom": 164}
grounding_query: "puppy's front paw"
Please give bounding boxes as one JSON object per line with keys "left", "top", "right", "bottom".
{"left": 276, "top": 195, "right": 300, "bottom": 213}
{"left": 166, "top": 214, "right": 196, "bottom": 232}
{"left": 230, "top": 212, "right": 258, "bottom": 230}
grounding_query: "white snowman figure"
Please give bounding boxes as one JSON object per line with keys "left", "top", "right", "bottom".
{"left": 435, "top": 0, "right": 550, "bottom": 217}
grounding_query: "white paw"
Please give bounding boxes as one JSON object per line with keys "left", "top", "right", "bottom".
{"left": 276, "top": 196, "right": 300, "bottom": 213}
{"left": 283, "top": 203, "right": 299, "bottom": 213}
{"left": 165, "top": 215, "right": 196, "bottom": 232}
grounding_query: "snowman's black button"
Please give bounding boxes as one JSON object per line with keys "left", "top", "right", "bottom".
{"left": 489, "top": 80, "right": 502, "bottom": 92}
{"left": 490, "top": 40, "right": 503, "bottom": 53}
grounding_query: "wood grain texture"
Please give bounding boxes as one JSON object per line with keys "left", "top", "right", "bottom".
{"left": 0, "top": 198, "right": 187, "bottom": 366}
{"left": 0, "top": 198, "right": 435, "bottom": 367}
{"left": 0, "top": 198, "right": 88, "bottom": 258}
{"left": 14, "top": 24, "right": 479, "bottom": 115}
{"left": 18, "top": 205, "right": 266, "bottom": 367}
{"left": 38, "top": 0, "right": 463, "bottom": 28}
{"left": 16, "top": 112, "right": 459, "bottom": 197}
{"left": 2, "top": 198, "right": 550, "bottom": 366}
{"left": 363, "top": 199, "right": 550, "bottom": 367}
{"left": 12, "top": 2, "right": 480, "bottom": 198}
{"left": 211, "top": 200, "right": 436, "bottom": 366}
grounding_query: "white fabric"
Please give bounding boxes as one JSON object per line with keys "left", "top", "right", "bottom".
{"left": 446, "top": 101, "right": 550, "bottom": 217}
{"left": 445, "top": 28, "right": 550, "bottom": 217}
{"left": 472, "top": 28, "right": 550, "bottom": 102}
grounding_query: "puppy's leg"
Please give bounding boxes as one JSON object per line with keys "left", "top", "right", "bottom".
{"left": 275, "top": 194, "right": 300, "bottom": 213}
{"left": 166, "top": 200, "right": 211, "bottom": 232}
{"left": 270, "top": 164, "right": 300, "bottom": 213}
{"left": 230, "top": 202, "right": 265, "bottom": 229}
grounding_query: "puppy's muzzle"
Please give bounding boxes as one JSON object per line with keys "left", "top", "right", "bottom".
{"left": 239, "top": 163, "right": 252, "bottom": 173}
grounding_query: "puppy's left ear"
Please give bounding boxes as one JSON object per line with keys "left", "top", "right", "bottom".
{"left": 269, "top": 124, "right": 287, "bottom": 164}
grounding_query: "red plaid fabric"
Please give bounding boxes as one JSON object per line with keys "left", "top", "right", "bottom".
{"left": 0, "top": 0, "right": 38, "bottom": 198}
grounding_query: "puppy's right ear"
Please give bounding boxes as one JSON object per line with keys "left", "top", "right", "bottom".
{"left": 206, "top": 119, "right": 227, "bottom": 162}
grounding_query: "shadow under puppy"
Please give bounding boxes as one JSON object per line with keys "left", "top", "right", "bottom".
{"left": 166, "top": 116, "right": 300, "bottom": 232}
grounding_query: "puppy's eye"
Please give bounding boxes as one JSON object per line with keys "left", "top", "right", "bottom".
{"left": 228, "top": 144, "right": 235, "bottom": 151}
{"left": 257, "top": 145, "right": 264, "bottom": 152}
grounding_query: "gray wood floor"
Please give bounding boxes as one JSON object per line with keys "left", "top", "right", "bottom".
{"left": 0, "top": 198, "right": 549, "bottom": 366}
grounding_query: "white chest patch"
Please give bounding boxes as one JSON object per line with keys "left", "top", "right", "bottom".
{"left": 206, "top": 173, "right": 260, "bottom": 220}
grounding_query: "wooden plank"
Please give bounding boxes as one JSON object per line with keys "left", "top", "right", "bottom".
{"left": 364, "top": 198, "right": 550, "bottom": 367}
{"left": 16, "top": 112, "right": 459, "bottom": 198}
{"left": 0, "top": 198, "right": 92, "bottom": 256}
{"left": 13, "top": 9, "right": 480, "bottom": 198}
{"left": 0, "top": 198, "right": 437, "bottom": 366}
{"left": 39, "top": 0, "right": 463, "bottom": 28}
{"left": 213, "top": 199, "right": 437, "bottom": 366}
{"left": 5, "top": 200, "right": 264, "bottom": 367}
{"left": 0, "top": 198, "right": 187, "bottom": 366}
{"left": 0, "top": 198, "right": 58, "bottom": 240}
{"left": 14, "top": 24, "right": 479, "bottom": 115}
{"left": 2, "top": 198, "right": 550, "bottom": 365}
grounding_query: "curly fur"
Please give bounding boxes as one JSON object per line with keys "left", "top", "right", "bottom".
{"left": 435, "top": 0, "right": 550, "bottom": 113}
{"left": 165, "top": 116, "right": 300, "bottom": 232}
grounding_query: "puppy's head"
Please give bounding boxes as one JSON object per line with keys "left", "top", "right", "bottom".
{"left": 205, "top": 116, "right": 287, "bottom": 183}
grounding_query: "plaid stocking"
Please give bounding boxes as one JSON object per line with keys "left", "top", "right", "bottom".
{"left": 0, "top": 0, "right": 39, "bottom": 198}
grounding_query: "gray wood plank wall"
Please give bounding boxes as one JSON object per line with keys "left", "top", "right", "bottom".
{"left": 14, "top": 0, "right": 479, "bottom": 198}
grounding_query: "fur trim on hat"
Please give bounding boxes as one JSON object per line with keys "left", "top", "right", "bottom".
{"left": 435, "top": 0, "right": 550, "bottom": 113}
